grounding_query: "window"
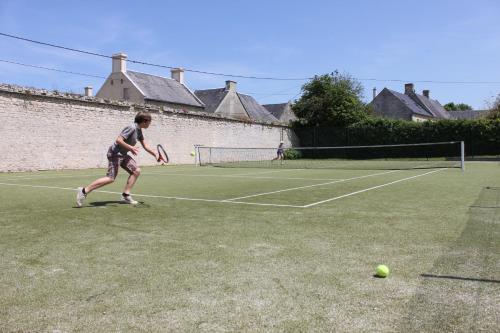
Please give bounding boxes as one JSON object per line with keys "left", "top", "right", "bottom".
{"left": 123, "top": 88, "right": 130, "bottom": 100}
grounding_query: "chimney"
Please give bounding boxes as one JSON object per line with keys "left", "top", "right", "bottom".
{"left": 112, "top": 53, "right": 127, "bottom": 73}
{"left": 372, "top": 87, "right": 377, "bottom": 100}
{"left": 171, "top": 68, "right": 185, "bottom": 84}
{"left": 84, "top": 86, "right": 93, "bottom": 97}
{"left": 225, "top": 80, "right": 237, "bottom": 92}
{"left": 422, "top": 90, "right": 430, "bottom": 98}
{"left": 404, "top": 83, "right": 414, "bottom": 95}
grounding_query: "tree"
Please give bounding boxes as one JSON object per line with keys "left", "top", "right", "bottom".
{"left": 443, "top": 102, "right": 473, "bottom": 111}
{"left": 486, "top": 93, "right": 500, "bottom": 119}
{"left": 292, "top": 71, "right": 369, "bottom": 127}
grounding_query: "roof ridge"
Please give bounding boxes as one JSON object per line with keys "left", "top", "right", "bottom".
{"left": 194, "top": 87, "right": 226, "bottom": 93}
{"left": 127, "top": 70, "right": 175, "bottom": 81}
{"left": 262, "top": 102, "right": 288, "bottom": 106}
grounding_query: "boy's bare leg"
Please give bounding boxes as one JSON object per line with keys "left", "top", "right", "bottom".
{"left": 85, "top": 176, "right": 115, "bottom": 194}
{"left": 123, "top": 170, "right": 140, "bottom": 194}
{"left": 76, "top": 176, "right": 114, "bottom": 207}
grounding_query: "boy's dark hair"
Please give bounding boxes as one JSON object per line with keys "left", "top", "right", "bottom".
{"left": 134, "top": 112, "right": 152, "bottom": 124}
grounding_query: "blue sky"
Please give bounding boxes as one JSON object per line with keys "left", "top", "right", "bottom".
{"left": 0, "top": 0, "right": 499, "bottom": 109}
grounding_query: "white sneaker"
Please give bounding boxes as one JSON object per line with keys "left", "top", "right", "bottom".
{"left": 121, "top": 194, "right": 138, "bottom": 205}
{"left": 76, "top": 187, "right": 86, "bottom": 207}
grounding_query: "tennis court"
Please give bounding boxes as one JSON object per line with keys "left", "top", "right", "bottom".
{"left": 0, "top": 162, "right": 499, "bottom": 331}
{"left": 0, "top": 165, "right": 451, "bottom": 208}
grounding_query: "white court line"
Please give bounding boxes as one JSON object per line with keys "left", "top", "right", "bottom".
{"left": 0, "top": 165, "right": 203, "bottom": 182}
{"left": 0, "top": 183, "right": 79, "bottom": 191}
{"left": 229, "top": 169, "right": 301, "bottom": 176}
{"left": 303, "top": 168, "right": 447, "bottom": 208}
{"left": 99, "top": 190, "right": 304, "bottom": 208}
{"left": 223, "top": 169, "right": 400, "bottom": 201}
{"left": 2, "top": 169, "right": 341, "bottom": 182}
{"left": 144, "top": 171, "right": 341, "bottom": 182}
{"left": 0, "top": 182, "right": 303, "bottom": 208}
{"left": 0, "top": 173, "right": 101, "bottom": 181}
{"left": 0, "top": 168, "right": 447, "bottom": 209}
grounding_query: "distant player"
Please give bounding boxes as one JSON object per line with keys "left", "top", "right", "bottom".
{"left": 272, "top": 141, "right": 285, "bottom": 161}
{"left": 76, "top": 111, "right": 159, "bottom": 207}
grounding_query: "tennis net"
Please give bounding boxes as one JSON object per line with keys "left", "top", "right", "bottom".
{"left": 197, "top": 141, "right": 465, "bottom": 170}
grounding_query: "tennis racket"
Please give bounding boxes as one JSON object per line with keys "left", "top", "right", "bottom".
{"left": 157, "top": 144, "right": 169, "bottom": 164}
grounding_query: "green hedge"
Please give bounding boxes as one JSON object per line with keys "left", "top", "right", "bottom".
{"left": 283, "top": 148, "right": 302, "bottom": 160}
{"left": 293, "top": 118, "right": 500, "bottom": 157}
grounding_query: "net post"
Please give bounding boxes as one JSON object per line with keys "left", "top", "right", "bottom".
{"left": 194, "top": 145, "right": 200, "bottom": 166}
{"left": 460, "top": 141, "right": 465, "bottom": 171}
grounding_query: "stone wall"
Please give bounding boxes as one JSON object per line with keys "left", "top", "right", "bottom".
{"left": 0, "top": 84, "right": 297, "bottom": 172}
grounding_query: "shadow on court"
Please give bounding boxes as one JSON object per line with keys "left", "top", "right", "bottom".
{"left": 420, "top": 273, "right": 500, "bottom": 284}
{"left": 469, "top": 186, "right": 500, "bottom": 208}
{"left": 90, "top": 200, "right": 124, "bottom": 207}
{"left": 73, "top": 201, "right": 150, "bottom": 208}
{"left": 400, "top": 186, "right": 500, "bottom": 332}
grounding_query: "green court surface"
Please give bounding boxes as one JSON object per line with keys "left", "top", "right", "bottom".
{"left": 0, "top": 163, "right": 499, "bottom": 332}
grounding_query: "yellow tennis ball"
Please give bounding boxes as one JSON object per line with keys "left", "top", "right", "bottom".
{"left": 376, "top": 264, "right": 390, "bottom": 278}
{"left": 190, "top": 151, "right": 195, "bottom": 156}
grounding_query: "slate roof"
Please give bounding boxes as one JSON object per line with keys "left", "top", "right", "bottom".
{"left": 262, "top": 103, "right": 289, "bottom": 119}
{"left": 126, "top": 71, "right": 204, "bottom": 108}
{"left": 414, "top": 94, "right": 451, "bottom": 119}
{"left": 193, "top": 88, "right": 227, "bottom": 113}
{"left": 194, "top": 88, "right": 279, "bottom": 123}
{"left": 263, "top": 102, "right": 298, "bottom": 124}
{"left": 382, "top": 89, "right": 450, "bottom": 120}
{"left": 387, "top": 89, "right": 433, "bottom": 118}
{"left": 238, "top": 94, "right": 279, "bottom": 123}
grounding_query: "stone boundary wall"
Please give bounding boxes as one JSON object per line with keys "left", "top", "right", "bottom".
{"left": 0, "top": 84, "right": 297, "bottom": 172}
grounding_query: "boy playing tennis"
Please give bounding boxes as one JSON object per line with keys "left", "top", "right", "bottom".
{"left": 272, "top": 141, "right": 285, "bottom": 161}
{"left": 76, "top": 111, "right": 159, "bottom": 207}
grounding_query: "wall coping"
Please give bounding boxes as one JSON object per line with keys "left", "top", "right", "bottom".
{"left": 0, "top": 83, "right": 290, "bottom": 128}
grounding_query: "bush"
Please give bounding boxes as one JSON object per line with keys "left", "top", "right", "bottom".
{"left": 284, "top": 149, "right": 302, "bottom": 160}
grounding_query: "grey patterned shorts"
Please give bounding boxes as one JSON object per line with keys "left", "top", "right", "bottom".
{"left": 106, "top": 147, "right": 138, "bottom": 179}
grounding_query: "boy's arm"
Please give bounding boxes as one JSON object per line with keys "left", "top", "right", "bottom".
{"left": 139, "top": 139, "right": 158, "bottom": 160}
{"left": 116, "top": 135, "right": 140, "bottom": 155}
